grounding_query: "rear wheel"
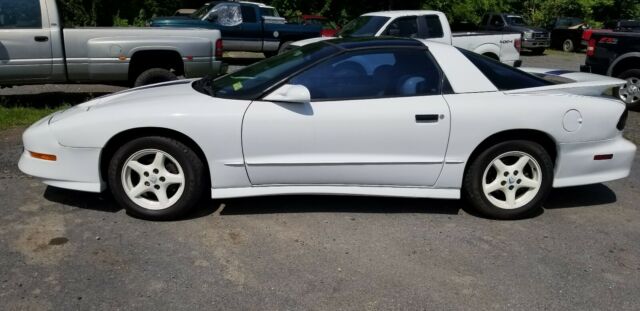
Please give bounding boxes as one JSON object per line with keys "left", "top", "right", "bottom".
{"left": 562, "top": 39, "right": 574, "bottom": 52}
{"left": 108, "top": 136, "right": 205, "bottom": 220}
{"left": 614, "top": 69, "right": 640, "bottom": 110}
{"left": 463, "top": 140, "right": 553, "bottom": 219}
{"left": 133, "top": 68, "right": 178, "bottom": 87}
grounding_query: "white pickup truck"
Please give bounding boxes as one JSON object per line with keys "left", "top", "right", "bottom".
{"left": 290, "top": 11, "right": 523, "bottom": 66}
{"left": 0, "top": 0, "right": 226, "bottom": 88}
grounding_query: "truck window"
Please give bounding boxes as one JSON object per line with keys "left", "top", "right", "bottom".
{"left": 0, "top": 0, "right": 42, "bottom": 28}
{"left": 211, "top": 3, "right": 242, "bottom": 26}
{"left": 240, "top": 6, "right": 257, "bottom": 23}
{"left": 480, "top": 14, "right": 490, "bottom": 26}
{"left": 424, "top": 15, "right": 444, "bottom": 38}
{"left": 339, "top": 16, "right": 390, "bottom": 37}
{"left": 385, "top": 17, "right": 419, "bottom": 38}
{"left": 490, "top": 15, "right": 504, "bottom": 27}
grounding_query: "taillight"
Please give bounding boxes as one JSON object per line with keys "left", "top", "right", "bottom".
{"left": 514, "top": 38, "right": 521, "bottom": 52}
{"left": 215, "top": 39, "right": 223, "bottom": 59}
{"left": 617, "top": 109, "right": 628, "bottom": 131}
{"left": 582, "top": 29, "right": 592, "bottom": 41}
{"left": 586, "top": 38, "right": 596, "bottom": 56}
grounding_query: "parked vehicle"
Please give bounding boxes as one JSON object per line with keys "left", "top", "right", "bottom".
{"left": 290, "top": 15, "right": 339, "bottom": 37}
{"left": 150, "top": 1, "right": 321, "bottom": 56}
{"left": 603, "top": 20, "right": 640, "bottom": 32}
{"left": 581, "top": 29, "right": 640, "bottom": 108}
{"left": 289, "top": 11, "right": 522, "bottom": 66}
{"left": 547, "top": 17, "right": 588, "bottom": 52}
{"left": 19, "top": 38, "right": 635, "bottom": 221}
{"left": 479, "top": 13, "right": 550, "bottom": 55}
{"left": 0, "top": 0, "right": 225, "bottom": 88}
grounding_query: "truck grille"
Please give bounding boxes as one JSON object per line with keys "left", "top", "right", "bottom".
{"left": 533, "top": 32, "right": 549, "bottom": 39}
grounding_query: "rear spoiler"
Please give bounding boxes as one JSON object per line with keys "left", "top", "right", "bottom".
{"left": 504, "top": 80, "right": 625, "bottom": 96}
{"left": 508, "top": 67, "right": 625, "bottom": 96}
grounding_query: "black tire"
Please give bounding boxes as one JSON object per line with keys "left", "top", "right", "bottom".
{"left": 562, "top": 39, "right": 574, "bottom": 52}
{"left": 277, "top": 41, "right": 293, "bottom": 55}
{"left": 133, "top": 68, "right": 178, "bottom": 87}
{"left": 463, "top": 140, "right": 553, "bottom": 220}
{"left": 108, "top": 136, "right": 205, "bottom": 220}
{"left": 531, "top": 48, "right": 545, "bottom": 55}
{"left": 613, "top": 69, "right": 640, "bottom": 110}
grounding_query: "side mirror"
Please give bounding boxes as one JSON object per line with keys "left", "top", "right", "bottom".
{"left": 264, "top": 84, "right": 311, "bottom": 103}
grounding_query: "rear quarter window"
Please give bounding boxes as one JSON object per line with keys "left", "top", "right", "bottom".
{"left": 459, "top": 49, "right": 552, "bottom": 90}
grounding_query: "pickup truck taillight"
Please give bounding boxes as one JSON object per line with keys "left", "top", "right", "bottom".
{"left": 582, "top": 29, "right": 593, "bottom": 41}
{"left": 586, "top": 38, "right": 596, "bottom": 56}
{"left": 215, "top": 39, "right": 223, "bottom": 59}
{"left": 514, "top": 38, "right": 521, "bottom": 52}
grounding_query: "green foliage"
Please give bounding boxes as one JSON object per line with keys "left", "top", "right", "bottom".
{"left": 56, "top": 0, "right": 639, "bottom": 28}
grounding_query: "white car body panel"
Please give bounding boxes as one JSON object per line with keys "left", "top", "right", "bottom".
{"left": 18, "top": 40, "right": 636, "bottom": 200}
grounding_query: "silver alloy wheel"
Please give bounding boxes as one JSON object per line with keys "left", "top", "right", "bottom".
{"left": 619, "top": 77, "right": 640, "bottom": 104}
{"left": 121, "top": 149, "right": 185, "bottom": 210}
{"left": 482, "top": 151, "right": 542, "bottom": 210}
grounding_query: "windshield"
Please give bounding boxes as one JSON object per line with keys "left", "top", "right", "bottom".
{"left": 506, "top": 16, "right": 526, "bottom": 26}
{"left": 194, "top": 42, "right": 339, "bottom": 99}
{"left": 338, "top": 16, "right": 390, "bottom": 37}
{"left": 191, "top": 3, "right": 213, "bottom": 19}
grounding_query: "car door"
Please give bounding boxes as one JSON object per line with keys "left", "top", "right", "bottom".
{"left": 0, "top": 0, "right": 52, "bottom": 82}
{"left": 207, "top": 3, "right": 261, "bottom": 52}
{"left": 242, "top": 48, "right": 451, "bottom": 187}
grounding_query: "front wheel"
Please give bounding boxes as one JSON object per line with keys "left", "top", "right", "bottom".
{"left": 108, "top": 136, "right": 205, "bottom": 220}
{"left": 613, "top": 69, "right": 640, "bottom": 110}
{"left": 463, "top": 140, "right": 554, "bottom": 219}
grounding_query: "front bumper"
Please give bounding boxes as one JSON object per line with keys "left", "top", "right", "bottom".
{"left": 553, "top": 135, "right": 636, "bottom": 188}
{"left": 522, "top": 39, "right": 550, "bottom": 49}
{"left": 18, "top": 114, "right": 105, "bottom": 192}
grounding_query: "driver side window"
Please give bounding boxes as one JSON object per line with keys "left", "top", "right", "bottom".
{"left": 289, "top": 48, "right": 442, "bottom": 101}
{"left": 490, "top": 15, "right": 504, "bottom": 27}
{"left": 384, "top": 17, "right": 419, "bottom": 38}
{"left": 208, "top": 3, "right": 242, "bottom": 26}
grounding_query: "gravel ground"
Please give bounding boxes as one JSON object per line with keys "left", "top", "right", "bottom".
{"left": 1, "top": 52, "right": 640, "bottom": 310}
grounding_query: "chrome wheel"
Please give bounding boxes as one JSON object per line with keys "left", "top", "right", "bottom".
{"left": 482, "top": 151, "right": 542, "bottom": 210}
{"left": 562, "top": 39, "right": 573, "bottom": 52}
{"left": 619, "top": 77, "right": 640, "bottom": 104}
{"left": 121, "top": 149, "right": 185, "bottom": 210}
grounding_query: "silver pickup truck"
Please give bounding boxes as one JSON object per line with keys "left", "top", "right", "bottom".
{"left": 0, "top": 0, "right": 226, "bottom": 87}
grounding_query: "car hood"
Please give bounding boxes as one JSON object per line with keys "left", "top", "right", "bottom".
{"left": 48, "top": 80, "right": 252, "bottom": 148}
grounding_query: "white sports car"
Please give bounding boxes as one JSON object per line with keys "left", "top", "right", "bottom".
{"left": 19, "top": 38, "right": 636, "bottom": 220}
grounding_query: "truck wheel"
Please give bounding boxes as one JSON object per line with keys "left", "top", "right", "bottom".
{"left": 463, "top": 140, "right": 553, "bottom": 220}
{"left": 614, "top": 69, "right": 640, "bottom": 110}
{"left": 562, "top": 39, "right": 574, "bottom": 52}
{"left": 531, "top": 48, "right": 545, "bottom": 55}
{"left": 134, "top": 68, "right": 178, "bottom": 87}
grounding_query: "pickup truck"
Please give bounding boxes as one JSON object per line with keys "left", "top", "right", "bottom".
{"left": 150, "top": 1, "right": 322, "bottom": 57}
{"left": 580, "top": 29, "right": 640, "bottom": 108}
{"left": 0, "top": 0, "right": 225, "bottom": 88}
{"left": 479, "top": 13, "right": 550, "bottom": 55}
{"left": 289, "top": 11, "right": 522, "bottom": 66}
{"left": 547, "top": 17, "right": 587, "bottom": 52}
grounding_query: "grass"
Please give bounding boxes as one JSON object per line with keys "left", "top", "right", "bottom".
{"left": 0, "top": 105, "right": 69, "bottom": 131}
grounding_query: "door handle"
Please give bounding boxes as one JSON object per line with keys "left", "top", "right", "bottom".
{"left": 415, "top": 114, "right": 440, "bottom": 123}
{"left": 34, "top": 36, "right": 49, "bottom": 42}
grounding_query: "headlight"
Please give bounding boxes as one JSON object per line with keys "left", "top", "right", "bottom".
{"left": 523, "top": 32, "right": 533, "bottom": 39}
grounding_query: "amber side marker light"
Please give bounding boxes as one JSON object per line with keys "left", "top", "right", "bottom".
{"left": 594, "top": 154, "right": 614, "bottom": 161}
{"left": 29, "top": 151, "right": 57, "bottom": 161}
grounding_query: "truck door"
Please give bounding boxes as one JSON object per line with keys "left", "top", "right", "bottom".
{"left": 0, "top": 0, "right": 52, "bottom": 82}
